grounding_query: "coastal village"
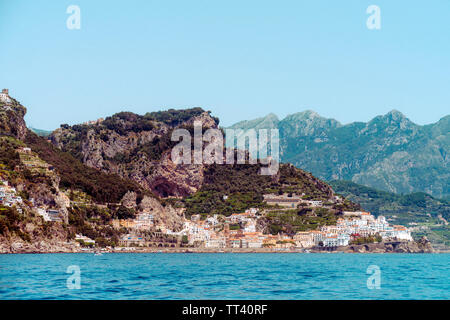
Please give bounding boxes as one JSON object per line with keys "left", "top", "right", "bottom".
{"left": 1, "top": 174, "right": 413, "bottom": 251}
{"left": 0, "top": 88, "right": 421, "bottom": 252}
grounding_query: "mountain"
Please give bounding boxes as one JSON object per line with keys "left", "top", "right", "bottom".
{"left": 29, "top": 127, "right": 52, "bottom": 137}
{"left": 0, "top": 97, "right": 188, "bottom": 251}
{"left": 229, "top": 113, "right": 280, "bottom": 131}
{"left": 228, "top": 110, "right": 450, "bottom": 199}
{"left": 50, "top": 108, "right": 219, "bottom": 197}
{"left": 48, "top": 107, "right": 355, "bottom": 216}
{"left": 330, "top": 180, "right": 450, "bottom": 246}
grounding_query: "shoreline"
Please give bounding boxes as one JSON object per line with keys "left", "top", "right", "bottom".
{"left": 2, "top": 245, "right": 446, "bottom": 254}
{"left": 0, "top": 238, "right": 439, "bottom": 254}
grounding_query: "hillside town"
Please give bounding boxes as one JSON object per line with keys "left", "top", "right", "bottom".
{"left": 178, "top": 209, "right": 412, "bottom": 249}
{"left": 0, "top": 145, "right": 415, "bottom": 252}
{"left": 1, "top": 162, "right": 414, "bottom": 251}
{"left": 110, "top": 199, "right": 413, "bottom": 250}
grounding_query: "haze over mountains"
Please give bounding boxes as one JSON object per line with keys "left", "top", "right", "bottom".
{"left": 229, "top": 110, "right": 450, "bottom": 200}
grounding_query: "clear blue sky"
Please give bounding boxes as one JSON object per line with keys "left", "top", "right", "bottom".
{"left": 0, "top": 0, "right": 449, "bottom": 130}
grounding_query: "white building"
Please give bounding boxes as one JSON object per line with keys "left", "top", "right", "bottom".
{"left": 135, "top": 212, "right": 154, "bottom": 230}
{"left": 294, "top": 232, "right": 314, "bottom": 248}
{"left": 309, "top": 200, "right": 323, "bottom": 207}
{"left": 37, "top": 208, "right": 51, "bottom": 222}
{"left": 206, "top": 215, "right": 219, "bottom": 226}
{"left": 0, "top": 89, "right": 11, "bottom": 103}
{"left": 205, "top": 236, "right": 226, "bottom": 248}
{"left": 75, "top": 234, "right": 95, "bottom": 245}
{"left": 244, "top": 220, "right": 256, "bottom": 232}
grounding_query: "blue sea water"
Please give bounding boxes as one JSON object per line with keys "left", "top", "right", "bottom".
{"left": 0, "top": 253, "right": 448, "bottom": 300}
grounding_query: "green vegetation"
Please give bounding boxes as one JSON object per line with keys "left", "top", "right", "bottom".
{"left": 278, "top": 165, "right": 333, "bottom": 200}
{"left": 144, "top": 108, "right": 218, "bottom": 126}
{"left": 229, "top": 223, "right": 241, "bottom": 230}
{"left": 25, "top": 131, "right": 148, "bottom": 204}
{"left": 330, "top": 180, "right": 450, "bottom": 223}
{"left": 184, "top": 162, "right": 337, "bottom": 217}
{"left": 229, "top": 111, "right": 450, "bottom": 199}
{"left": 184, "top": 163, "right": 273, "bottom": 217}
{"left": 350, "top": 235, "right": 382, "bottom": 245}
{"left": 102, "top": 111, "right": 156, "bottom": 135}
{"left": 29, "top": 127, "right": 52, "bottom": 137}
{"left": 264, "top": 208, "right": 337, "bottom": 235}
{"left": 0, "top": 206, "right": 31, "bottom": 241}
{"left": 68, "top": 205, "right": 124, "bottom": 247}
{"left": 0, "top": 136, "right": 21, "bottom": 171}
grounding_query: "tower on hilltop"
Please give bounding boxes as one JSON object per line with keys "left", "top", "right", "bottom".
{"left": 0, "top": 89, "right": 12, "bottom": 103}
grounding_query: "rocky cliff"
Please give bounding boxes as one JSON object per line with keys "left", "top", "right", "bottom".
{"left": 1, "top": 98, "right": 196, "bottom": 251}
{"left": 0, "top": 97, "right": 28, "bottom": 140}
{"left": 51, "top": 108, "right": 218, "bottom": 197}
{"left": 323, "top": 237, "right": 435, "bottom": 253}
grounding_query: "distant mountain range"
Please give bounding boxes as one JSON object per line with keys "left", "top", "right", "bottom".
{"left": 29, "top": 127, "right": 52, "bottom": 137}
{"left": 229, "top": 110, "right": 450, "bottom": 199}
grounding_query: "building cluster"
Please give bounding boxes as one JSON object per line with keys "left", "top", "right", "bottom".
{"left": 1, "top": 172, "right": 414, "bottom": 250}
{"left": 263, "top": 194, "right": 326, "bottom": 208}
{"left": 0, "top": 89, "right": 11, "bottom": 104}
{"left": 82, "top": 118, "right": 104, "bottom": 126}
{"left": 111, "top": 212, "right": 155, "bottom": 230}
{"left": 75, "top": 234, "right": 95, "bottom": 245}
{"left": 294, "top": 212, "right": 412, "bottom": 248}
{"left": 36, "top": 208, "right": 62, "bottom": 222}
{"left": 177, "top": 209, "right": 413, "bottom": 249}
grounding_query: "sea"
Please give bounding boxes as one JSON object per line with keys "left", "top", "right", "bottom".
{"left": 0, "top": 253, "right": 448, "bottom": 300}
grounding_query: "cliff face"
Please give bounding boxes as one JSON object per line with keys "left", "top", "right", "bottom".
{"left": 1, "top": 100, "right": 202, "bottom": 251}
{"left": 50, "top": 108, "right": 219, "bottom": 197}
{"left": 0, "top": 223, "right": 79, "bottom": 254}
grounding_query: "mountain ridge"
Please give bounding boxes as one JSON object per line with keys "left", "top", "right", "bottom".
{"left": 228, "top": 109, "right": 450, "bottom": 199}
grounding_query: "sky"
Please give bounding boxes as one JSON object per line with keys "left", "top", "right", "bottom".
{"left": 0, "top": 0, "right": 449, "bottom": 130}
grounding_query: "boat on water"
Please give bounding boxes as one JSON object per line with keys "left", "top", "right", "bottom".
{"left": 94, "top": 251, "right": 103, "bottom": 256}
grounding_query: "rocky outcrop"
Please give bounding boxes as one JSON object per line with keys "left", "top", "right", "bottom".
{"left": 148, "top": 152, "right": 205, "bottom": 197}
{"left": 138, "top": 196, "right": 184, "bottom": 232}
{"left": 329, "top": 238, "right": 434, "bottom": 253}
{"left": 0, "top": 238, "right": 79, "bottom": 254}
{"left": 0, "top": 223, "right": 79, "bottom": 254}
{"left": 50, "top": 109, "right": 218, "bottom": 198}
{"left": 118, "top": 193, "right": 184, "bottom": 232}
{"left": 0, "top": 98, "right": 28, "bottom": 141}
